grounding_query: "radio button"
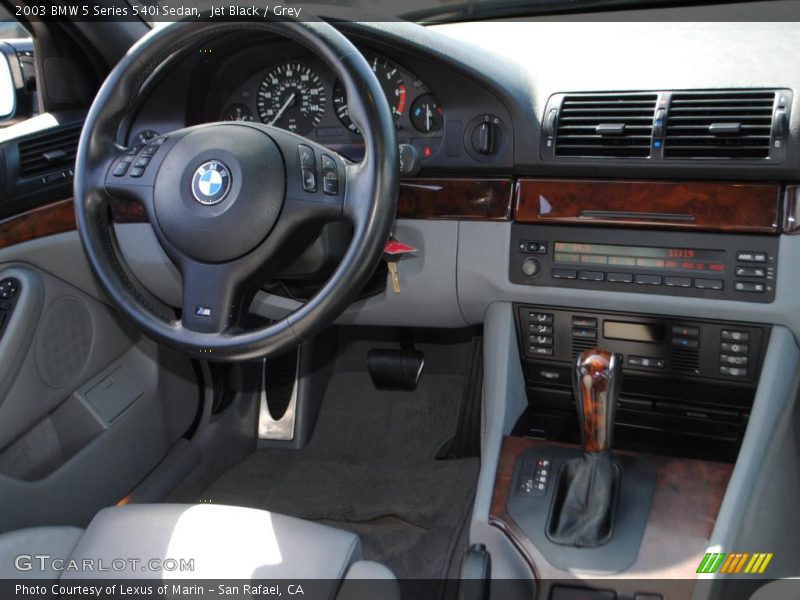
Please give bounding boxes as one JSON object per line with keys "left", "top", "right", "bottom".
{"left": 694, "top": 278, "right": 723, "bottom": 290}
{"left": 721, "top": 354, "right": 749, "bottom": 366}
{"left": 672, "top": 337, "right": 699, "bottom": 349}
{"left": 578, "top": 271, "right": 605, "bottom": 282}
{"left": 735, "top": 266, "right": 766, "bottom": 277}
{"left": 720, "top": 341, "right": 749, "bottom": 354}
{"left": 522, "top": 258, "right": 542, "bottom": 277}
{"left": 664, "top": 277, "right": 692, "bottom": 288}
{"left": 734, "top": 281, "right": 765, "bottom": 293}
{"left": 737, "top": 251, "right": 767, "bottom": 263}
{"left": 552, "top": 269, "right": 577, "bottom": 280}
{"left": 635, "top": 274, "right": 662, "bottom": 286}
{"left": 606, "top": 272, "right": 633, "bottom": 283}
{"left": 721, "top": 330, "right": 750, "bottom": 342}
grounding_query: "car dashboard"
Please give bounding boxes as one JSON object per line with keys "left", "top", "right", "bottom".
{"left": 2, "top": 17, "right": 799, "bottom": 589}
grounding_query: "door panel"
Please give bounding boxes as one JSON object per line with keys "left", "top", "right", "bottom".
{"left": 0, "top": 232, "right": 200, "bottom": 532}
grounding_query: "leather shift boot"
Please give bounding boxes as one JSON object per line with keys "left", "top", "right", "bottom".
{"left": 547, "top": 451, "right": 616, "bottom": 548}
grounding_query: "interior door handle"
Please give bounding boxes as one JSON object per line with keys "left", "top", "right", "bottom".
{"left": 0, "top": 266, "right": 44, "bottom": 403}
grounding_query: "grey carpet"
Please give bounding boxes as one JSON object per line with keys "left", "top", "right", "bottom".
{"left": 194, "top": 369, "right": 480, "bottom": 580}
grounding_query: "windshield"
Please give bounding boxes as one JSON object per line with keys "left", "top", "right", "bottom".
{"left": 0, "top": 5, "right": 31, "bottom": 38}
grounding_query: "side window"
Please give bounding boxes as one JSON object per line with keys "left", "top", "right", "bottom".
{"left": 0, "top": 6, "right": 36, "bottom": 126}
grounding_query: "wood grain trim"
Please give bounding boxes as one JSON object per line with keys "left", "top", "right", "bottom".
{"left": 490, "top": 436, "right": 732, "bottom": 582}
{"left": 0, "top": 199, "right": 76, "bottom": 250}
{"left": 515, "top": 179, "right": 781, "bottom": 233}
{"left": 398, "top": 178, "right": 513, "bottom": 220}
{"left": 0, "top": 199, "right": 150, "bottom": 250}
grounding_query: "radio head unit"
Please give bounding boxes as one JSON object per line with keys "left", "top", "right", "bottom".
{"left": 510, "top": 225, "right": 778, "bottom": 302}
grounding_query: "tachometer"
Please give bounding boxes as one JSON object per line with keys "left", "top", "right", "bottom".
{"left": 256, "top": 62, "right": 326, "bottom": 135}
{"left": 332, "top": 55, "right": 407, "bottom": 133}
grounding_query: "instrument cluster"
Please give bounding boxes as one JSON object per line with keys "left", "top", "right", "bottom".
{"left": 218, "top": 51, "right": 443, "bottom": 158}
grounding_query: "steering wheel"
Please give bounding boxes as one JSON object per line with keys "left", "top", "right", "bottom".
{"left": 74, "top": 20, "right": 398, "bottom": 361}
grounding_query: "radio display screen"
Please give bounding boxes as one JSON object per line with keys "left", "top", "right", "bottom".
{"left": 553, "top": 242, "right": 725, "bottom": 274}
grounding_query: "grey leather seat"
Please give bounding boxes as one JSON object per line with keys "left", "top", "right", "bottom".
{"left": 0, "top": 504, "right": 399, "bottom": 599}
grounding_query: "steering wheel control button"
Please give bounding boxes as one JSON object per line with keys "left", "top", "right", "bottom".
{"left": 302, "top": 168, "right": 317, "bottom": 192}
{"left": 130, "top": 166, "right": 145, "bottom": 178}
{"left": 321, "top": 154, "right": 338, "bottom": 195}
{"left": 0, "top": 278, "right": 20, "bottom": 300}
{"left": 192, "top": 160, "right": 232, "bottom": 205}
{"left": 298, "top": 144, "right": 316, "bottom": 168}
{"left": 141, "top": 136, "right": 167, "bottom": 157}
{"left": 113, "top": 159, "right": 132, "bottom": 177}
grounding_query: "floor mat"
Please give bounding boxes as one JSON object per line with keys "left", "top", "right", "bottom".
{"left": 194, "top": 370, "right": 480, "bottom": 580}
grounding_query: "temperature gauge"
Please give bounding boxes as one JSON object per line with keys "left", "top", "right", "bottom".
{"left": 223, "top": 104, "right": 254, "bottom": 122}
{"left": 410, "top": 94, "right": 443, "bottom": 133}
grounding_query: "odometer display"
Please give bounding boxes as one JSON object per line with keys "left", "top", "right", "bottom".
{"left": 257, "top": 62, "right": 326, "bottom": 135}
{"left": 553, "top": 242, "right": 725, "bottom": 273}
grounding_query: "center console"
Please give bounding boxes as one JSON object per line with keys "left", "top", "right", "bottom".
{"left": 513, "top": 303, "right": 769, "bottom": 460}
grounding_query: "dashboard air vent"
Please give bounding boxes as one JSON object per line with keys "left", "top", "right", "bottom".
{"left": 671, "top": 347, "right": 700, "bottom": 376}
{"left": 664, "top": 91, "right": 775, "bottom": 159}
{"left": 555, "top": 94, "right": 657, "bottom": 158}
{"left": 572, "top": 337, "right": 596, "bottom": 360}
{"left": 18, "top": 122, "right": 82, "bottom": 179}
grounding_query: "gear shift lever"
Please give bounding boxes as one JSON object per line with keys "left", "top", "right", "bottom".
{"left": 547, "top": 348, "right": 620, "bottom": 548}
{"left": 574, "top": 349, "right": 620, "bottom": 453}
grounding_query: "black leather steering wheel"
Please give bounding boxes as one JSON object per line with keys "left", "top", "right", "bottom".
{"left": 74, "top": 19, "right": 398, "bottom": 361}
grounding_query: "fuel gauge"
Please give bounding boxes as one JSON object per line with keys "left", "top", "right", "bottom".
{"left": 410, "top": 94, "right": 443, "bottom": 133}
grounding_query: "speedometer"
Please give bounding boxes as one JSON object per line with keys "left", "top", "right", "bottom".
{"left": 333, "top": 55, "right": 407, "bottom": 133}
{"left": 256, "top": 62, "right": 326, "bottom": 135}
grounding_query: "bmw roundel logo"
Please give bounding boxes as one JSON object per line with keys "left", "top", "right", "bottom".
{"left": 191, "top": 161, "right": 231, "bottom": 205}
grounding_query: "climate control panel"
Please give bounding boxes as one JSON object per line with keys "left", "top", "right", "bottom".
{"left": 516, "top": 304, "right": 769, "bottom": 386}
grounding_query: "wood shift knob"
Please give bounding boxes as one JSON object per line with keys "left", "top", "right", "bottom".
{"left": 573, "top": 348, "right": 620, "bottom": 452}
